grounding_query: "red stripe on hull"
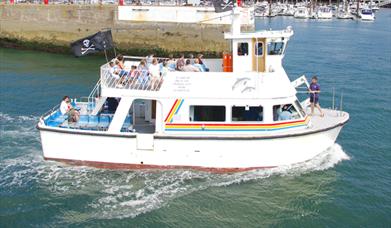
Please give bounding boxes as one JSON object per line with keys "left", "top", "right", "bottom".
{"left": 44, "top": 157, "right": 276, "bottom": 173}
{"left": 164, "top": 99, "right": 179, "bottom": 122}
{"left": 166, "top": 117, "right": 309, "bottom": 127}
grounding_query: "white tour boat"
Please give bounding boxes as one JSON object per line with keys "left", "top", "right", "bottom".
{"left": 37, "top": 7, "right": 349, "bottom": 172}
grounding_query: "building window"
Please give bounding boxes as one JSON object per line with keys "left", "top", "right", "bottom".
{"left": 232, "top": 106, "right": 263, "bottom": 122}
{"left": 190, "top": 106, "right": 226, "bottom": 122}
{"left": 268, "top": 42, "right": 284, "bottom": 55}
{"left": 255, "top": 42, "right": 263, "bottom": 56}
{"left": 273, "top": 104, "right": 301, "bottom": 121}
{"left": 238, "top": 43, "right": 249, "bottom": 56}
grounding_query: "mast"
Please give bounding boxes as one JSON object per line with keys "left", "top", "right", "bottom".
{"left": 231, "top": 5, "right": 241, "bottom": 35}
{"left": 357, "top": 0, "right": 360, "bottom": 15}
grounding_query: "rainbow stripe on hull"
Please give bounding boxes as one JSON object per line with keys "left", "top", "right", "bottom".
{"left": 164, "top": 99, "right": 310, "bottom": 132}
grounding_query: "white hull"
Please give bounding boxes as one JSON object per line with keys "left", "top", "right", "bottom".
{"left": 39, "top": 124, "right": 343, "bottom": 171}
{"left": 360, "top": 14, "right": 375, "bottom": 21}
{"left": 317, "top": 13, "right": 333, "bottom": 19}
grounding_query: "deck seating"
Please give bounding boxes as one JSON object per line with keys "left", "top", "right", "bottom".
{"left": 45, "top": 110, "right": 134, "bottom": 132}
{"left": 44, "top": 110, "right": 68, "bottom": 127}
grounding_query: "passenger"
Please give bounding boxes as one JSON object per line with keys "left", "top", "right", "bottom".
{"left": 146, "top": 54, "right": 154, "bottom": 67}
{"left": 128, "top": 65, "right": 138, "bottom": 86}
{"left": 138, "top": 59, "right": 148, "bottom": 72}
{"left": 166, "top": 54, "right": 176, "bottom": 71}
{"left": 129, "top": 65, "right": 138, "bottom": 78}
{"left": 188, "top": 53, "right": 195, "bottom": 64}
{"left": 309, "top": 76, "right": 324, "bottom": 117}
{"left": 176, "top": 54, "right": 185, "bottom": 71}
{"left": 161, "top": 61, "right": 170, "bottom": 77}
{"left": 109, "top": 61, "right": 120, "bottom": 79}
{"left": 149, "top": 58, "right": 160, "bottom": 78}
{"left": 60, "top": 96, "right": 80, "bottom": 123}
{"left": 115, "top": 59, "right": 129, "bottom": 78}
{"left": 279, "top": 105, "right": 292, "bottom": 121}
{"left": 193, "top": 58, "right": 205, "bottom": 72}
{"left": 197, "top": 54, "right": 209, "bottom": 72}
{"left": 182, "top": 59, "right": 200, "bottom": 72}
{"left": 149, "top": 58, "right": 161, "bottom": 89}
{"left": 137, "top": 59, "right": 149, "bottom": 86}
{"left": 116, "top": 54, "right": 125, "bottom": 70}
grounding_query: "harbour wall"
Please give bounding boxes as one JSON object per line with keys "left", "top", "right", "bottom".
{"left": 0, "top": 5, "right": 237, "bottom": 56}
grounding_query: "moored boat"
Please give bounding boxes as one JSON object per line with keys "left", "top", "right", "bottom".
{"left": 294, "top": 6, "right": 310, "bottom": 18}
{"left": 359, "top": 8, "right": 375, "bottom": 21}
{"left": 317, "top": 6, "right": 333, "bottom": 19}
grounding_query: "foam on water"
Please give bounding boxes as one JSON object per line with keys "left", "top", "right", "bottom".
{"left": 0, "top": 112, "right": 350, "bottom": 220}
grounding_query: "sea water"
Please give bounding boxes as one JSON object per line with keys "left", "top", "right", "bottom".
{"left": 0, "top": 10, "right": 390, "bottom": 227}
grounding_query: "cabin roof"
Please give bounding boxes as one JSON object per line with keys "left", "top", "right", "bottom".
{"left": 224, "top": 28, "right": 294, "bottom": 40}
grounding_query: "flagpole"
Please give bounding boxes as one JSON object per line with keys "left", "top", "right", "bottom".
{"left": 113, "top": 45, "right": 117, "bottom": 58}
{"left": 104, "top": 48, "right": 109, "bottom": 62}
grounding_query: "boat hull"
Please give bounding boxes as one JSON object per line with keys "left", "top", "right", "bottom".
{"left": 38, "top": 124, "right": 344, "bottom": 172}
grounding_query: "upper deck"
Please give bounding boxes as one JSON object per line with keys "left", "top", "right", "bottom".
{"left": 99, "top": 56, "right": 297, "bottom": 100}
{"left": 99, "top": 25, "right": 296, "bottom": 100}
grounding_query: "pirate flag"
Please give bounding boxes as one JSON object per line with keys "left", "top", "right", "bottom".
{"left": 70, "top": 30, "right": 114, "bottom": 57}
{"left": 212, "top": 0, "right": 234, "bottom": 13}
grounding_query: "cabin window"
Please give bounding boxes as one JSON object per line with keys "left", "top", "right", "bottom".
{"left": 238, "top": 43, "right": 249, "bottom": 56}
{"left": 273, "top": 104, "right": 301, "bottom": 121}
{"left": 268, "top": 42, "right": 284, "bottom": 55}
{"left": 255, "top": 42, "right": 263, "bottom": 56}
{"left": 190, "top": 106, "right": 226, "bottom": 122}
{"left": 232, "top": 106, "right": 263, "bottom": 122}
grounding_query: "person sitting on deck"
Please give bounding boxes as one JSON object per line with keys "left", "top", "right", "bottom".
{"left": 146, "top": 54, "right": 154, "bottom": 67}
{"left": 196, "top": 54, "right": 209, "bottom": 72}
{"left": 60, "top": 96, "right": 80, "bottom": 123}
{"left": 188, "top": 53, "right": 195, "bottom": 64}
{"left": 127, "top": 65, "right": 138, "bottom": 86}
{"left": 182, "top": 59, "right": 200, "bottom": 72}
{"left": 138, "top": 59, "right": 148, "bottom": 72}
{"left": 109, "top": 61, "right": 120, "bottom": 79}
{"left": 176, "top": 54, "right": 185, "bottom": 71}
{"left": 193, "top": 58, "right": 205, "bottom": 72}
{"left": 116, "top": 54, "right": 125, "bottom": 69}
{"left": 161, "top": 61, "right": 170, "bottom": 77}
{"left": 149, "top": 58, "right": 161, "bottom": 89}
{"left": 137, "top": 59, "right": 150, "bottom": 86}
{"left": 167, "top": 54, "right": 176, "bottom": 71}
{"left": 115, "top": 59, "right": 129, "bottom": 78}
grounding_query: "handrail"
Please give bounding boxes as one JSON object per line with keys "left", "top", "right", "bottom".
{"left": 100, "top": 66, "right": 164, "bottom": 92}
{"left": 40, "top": 104, "right": 60, "bottom": 120}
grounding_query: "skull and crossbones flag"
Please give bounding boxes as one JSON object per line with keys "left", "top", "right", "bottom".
{"left": 70, "top": 30, "right": 114, "bottom": 57}
{"left": 212, "top": 0, "right": 234, "bottom": 13}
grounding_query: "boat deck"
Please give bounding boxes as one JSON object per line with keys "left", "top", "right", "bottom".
{"left": 42, "top": 103, "right": 348, "bottom": 138}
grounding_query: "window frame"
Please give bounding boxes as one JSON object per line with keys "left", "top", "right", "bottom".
{"left": 267, "top": 42, "right": 285, "bottom": 55}
{"left": 231, "top": 105, "right": 264, "bottom": 122}
{"left": 189, "top": 105, "right": 226, "bottom": 122}
{"left": 254, "top": 41, "right": 264, "bottom": 57}
{"left": 237, "top": 42, "right": 249, "bottom": 56}
{"left": 272, "top": 103, "right": 302, "bottom": 122}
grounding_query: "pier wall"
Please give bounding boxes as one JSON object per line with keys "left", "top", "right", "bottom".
{"left": 0, "top": 5, "right": 233, "bottom": 56}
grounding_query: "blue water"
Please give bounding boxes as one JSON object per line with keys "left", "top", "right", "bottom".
{"left": 1, "top": 10, "right": 391, "bottom": 226}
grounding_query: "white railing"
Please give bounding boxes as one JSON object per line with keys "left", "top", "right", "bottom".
{"left": 100, "top": 63, "right": 164, "bottom": 91}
